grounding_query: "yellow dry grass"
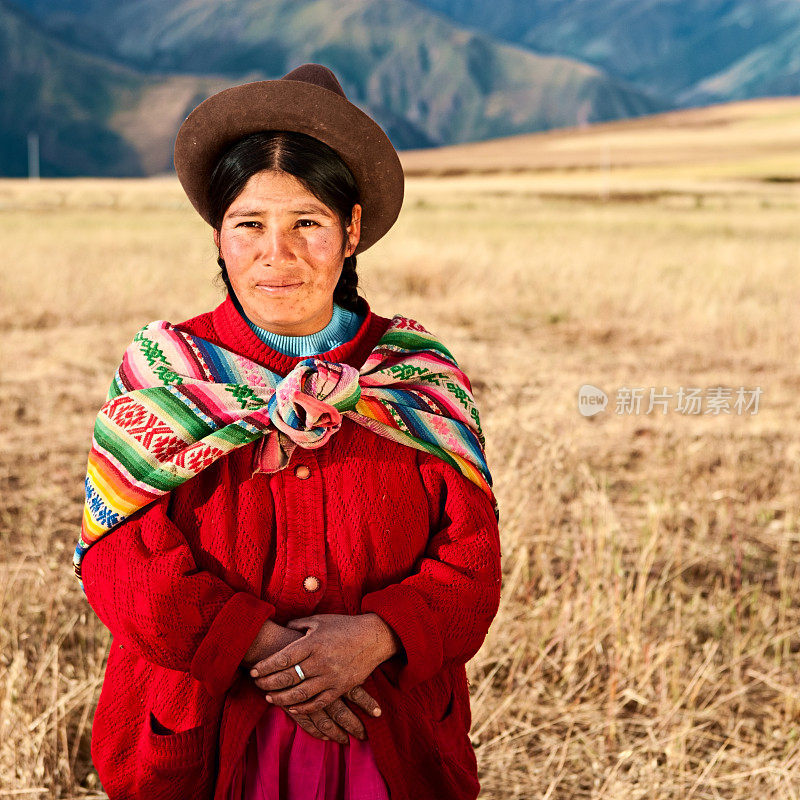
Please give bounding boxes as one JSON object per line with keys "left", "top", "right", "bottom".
{"left": 1, "top": 99, "right": 800, "bottom": 798}
{"left": 400, "top": 96, "right": 800, "bottom": 181}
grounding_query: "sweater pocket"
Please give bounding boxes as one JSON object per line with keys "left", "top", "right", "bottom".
{"left": 134, "top": 697, "right": 214, "bottom": 798}
{"left": 147, "top": 710, "right": 205, "bottom": 760}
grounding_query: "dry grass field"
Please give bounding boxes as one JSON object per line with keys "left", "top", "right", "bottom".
{"left": 2, "top": 97, "right": 800, "bottom": 798}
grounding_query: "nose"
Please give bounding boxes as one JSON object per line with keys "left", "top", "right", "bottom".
{"left": 258, "top": 225, "right": 296, "bottom": 266}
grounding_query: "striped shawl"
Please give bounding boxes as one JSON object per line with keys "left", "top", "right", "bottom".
{"left": 75, "top": 314, "right": 496, "bottom": 584}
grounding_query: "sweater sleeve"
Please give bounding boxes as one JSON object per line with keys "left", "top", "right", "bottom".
{"left": 359, "top": 451, "right": 502, "bottom": 692}
{"left": 80, "top": 493, "right": 276, "bottom": 698}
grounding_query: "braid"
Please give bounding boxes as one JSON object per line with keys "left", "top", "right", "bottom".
{"left": 216, "top": 254, "right": 233, "bottom": 295}
{"left": 333, "top": 255, "right": 362, "bottom": 312}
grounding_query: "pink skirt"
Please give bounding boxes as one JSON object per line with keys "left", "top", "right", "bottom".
{"left": 226, "top": 703, "right": 391, "bottom": 800}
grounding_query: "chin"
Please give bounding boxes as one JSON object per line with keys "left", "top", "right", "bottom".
{"left": 249, "top": 304, "right": 326, "bottom": 336}
{"left": 246, "top": 295, "right": 300, "bottom": 322}
{"left": 251, "top": 310, "right": 302, "bottom": 329}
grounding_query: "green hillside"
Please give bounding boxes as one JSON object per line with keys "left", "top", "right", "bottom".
{"left": 0, "top": 1, "right": 236, "bottom": 176}
{"left": 0, "top": 0, "right": 146, "bottom": 176}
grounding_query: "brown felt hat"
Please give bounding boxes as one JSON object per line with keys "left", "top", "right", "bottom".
{"left": 174, "top": 63, "right": 404, "bottom": 254}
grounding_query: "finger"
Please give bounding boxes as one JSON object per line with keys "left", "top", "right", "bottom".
{"left": 290, "top": 711, "right": 330, "bottom": 742}
{"left": 347, "top": 685, "right": 382, "bottom": 717}
{"left": 270, "top": 686, "right": 341, "bottom": 716}
{"left": 286, "top": 688, "right": 344, "bottom": 716}
{"left": 250, "top": 637, "right": 313, "bottom": 678}
{"left": 265, "top": 676, "right": 329, "bottom": 709}
{"left": 309, "top": 710, "right": 349, "bottom": 745}
{"left": 325, "top": 698, "right": 366, "bottom": 741}
{"left": 254, "top": 666, "right": 306, "bottom": 692}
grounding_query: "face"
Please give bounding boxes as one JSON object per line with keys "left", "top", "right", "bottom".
{"left": 213, "top": 169, "right": 361, "bottom": 336}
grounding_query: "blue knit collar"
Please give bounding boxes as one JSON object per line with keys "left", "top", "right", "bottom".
{"left": 229, "top": 292, "right": 364, "bottom": 357}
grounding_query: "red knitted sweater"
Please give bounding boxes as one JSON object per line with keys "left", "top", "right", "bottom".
{"left": 81, "top": 296, "right": 502, "bottom": 800}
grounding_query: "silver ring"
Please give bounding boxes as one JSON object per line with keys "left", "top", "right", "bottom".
{"left": 294, "top": 664, "right": 306, "bottom": 682}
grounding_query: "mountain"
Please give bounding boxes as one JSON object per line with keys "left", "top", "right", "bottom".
{"left": 0, "top": 0, "right": 145, "bottom": 176}
{"left": 0, "top": 0, "right": 233, "bottom": 176}
{"left": 680, "top": 23, "right": 800, "bottom": 105}
{"left": 411, "top": 0, "right": 800, "bottom": 105}
{"left": 4, "top": 0, "right": 667, "bottom": 177}
{"left": 103, "top": 0, "right": 667, "bottom": 144}
{"left": 8, "top": 0, "right": 798, "bottom": 178}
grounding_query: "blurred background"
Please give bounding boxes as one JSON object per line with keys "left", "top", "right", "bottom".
{"left": 1, "top": 1, "right": 800, "bottom": 798}
{"left": 3, "top": 0, "right": 800, "bottom": 175}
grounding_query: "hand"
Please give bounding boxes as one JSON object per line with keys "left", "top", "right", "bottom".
{"left": 242, "top": 619, "right": 302, "bottom": 667}
{"left": 249, "top": 613, "right": 400, "bottom": 715}
{"left": 287, "top": 685, "right": 383, "bottom": 744}
{"left": 242, "top": 618, "right": 385, "bottom": 741}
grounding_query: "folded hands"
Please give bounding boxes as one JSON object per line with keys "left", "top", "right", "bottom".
{"left": 241, "top": 612, "right": 401, "bottom": 744}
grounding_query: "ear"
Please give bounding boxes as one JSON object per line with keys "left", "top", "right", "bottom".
{"left": 346, "top": 204, "right": 362, "bottom": 256}
{"left": 213, "top": 229, "right": 220, "bottom": 250}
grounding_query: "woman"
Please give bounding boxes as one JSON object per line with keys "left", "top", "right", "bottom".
{"left": 75, "top": 64, "right": 501, "bottom": 800}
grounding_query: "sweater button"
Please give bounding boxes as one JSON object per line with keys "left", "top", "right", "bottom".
{"left": 303, "top": 575, "right": 320, "bottom": 592}
{"left": 294, "top": 464, "right": 311, "bottom": 479}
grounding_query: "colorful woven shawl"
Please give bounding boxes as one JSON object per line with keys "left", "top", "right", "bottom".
{"left": 75, "top": 315, "right": 496, "bottom": 584}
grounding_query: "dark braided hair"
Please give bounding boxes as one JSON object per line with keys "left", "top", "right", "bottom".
{"left": 208, "top": 130, "right": 364, "bottom": 313}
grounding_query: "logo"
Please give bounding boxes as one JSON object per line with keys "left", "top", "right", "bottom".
{"left": 578, "top": 384, "right": 608, "bottom": 417}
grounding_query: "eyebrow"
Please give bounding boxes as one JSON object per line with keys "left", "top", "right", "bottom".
{"left": 227, "top": 206, "right": 333, "bottom": 218}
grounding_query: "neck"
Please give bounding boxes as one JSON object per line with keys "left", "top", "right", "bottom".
{"left": 210, "top": 294, "right": 389, "bottom": 376}
{"left": 230, "top": 292, "right": 364, "bottom": 357}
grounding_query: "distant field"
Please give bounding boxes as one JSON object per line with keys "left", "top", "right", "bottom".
{"left": 1, "top": 100, "right": 799, "bottom": 798}
{"left": 401, "top": 95, "right": 800, "bottom": 182}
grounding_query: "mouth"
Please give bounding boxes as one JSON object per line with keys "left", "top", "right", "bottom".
{"left": 255, "top": 281, "right": 302, "bottom": 295}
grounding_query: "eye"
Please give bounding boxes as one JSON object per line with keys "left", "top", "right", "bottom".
{"left": 235, "top": 220, "right": 261, "bottom": 228}
{"left": 296, "top": 219, "right": 318, "bottom": 228}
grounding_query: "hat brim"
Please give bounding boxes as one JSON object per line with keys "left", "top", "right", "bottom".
{"left": 174, "top": 79, "right": 404, "bottom": 255}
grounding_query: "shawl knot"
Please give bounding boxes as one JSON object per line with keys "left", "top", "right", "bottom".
{"left": 267, "top": 359, "right": 361, "bottom": 448}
